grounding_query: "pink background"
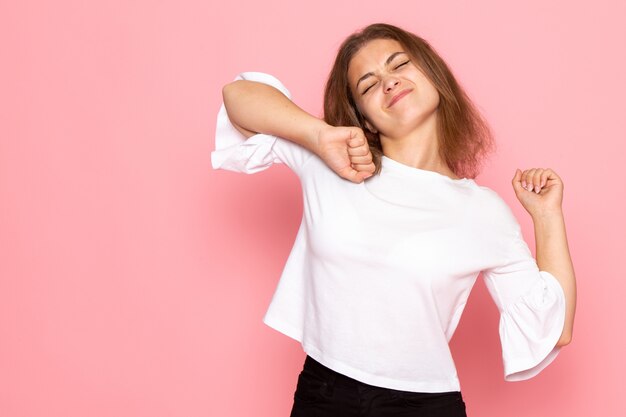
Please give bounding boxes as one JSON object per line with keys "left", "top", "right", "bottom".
{"left": 1, "top": 0, "right": 624, "bottom": 416}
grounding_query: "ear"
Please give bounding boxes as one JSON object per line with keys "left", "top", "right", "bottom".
{"left": 364, "top": 119, "right": 378, "bottom": 134}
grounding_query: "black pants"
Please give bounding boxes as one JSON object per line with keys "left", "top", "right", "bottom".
{"left": 290, "top": 355, "right": 467, "bottom": 417}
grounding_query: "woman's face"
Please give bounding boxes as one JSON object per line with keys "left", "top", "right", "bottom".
{"left": 347, "top": 38, "right": 440, "bottom": 138}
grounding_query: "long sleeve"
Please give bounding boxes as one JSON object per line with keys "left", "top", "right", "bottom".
{"left": 482, "top": 227, "right": 567, "bottom": 382}
{"left": 210, "top": 71, "right": 315, "bottom": 177}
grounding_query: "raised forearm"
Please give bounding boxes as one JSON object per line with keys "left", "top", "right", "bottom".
{"left": 222, "top": 80, "right": 328, "bottom": 154}
{"left": 533, "top": 210, "right": 577, "bottom": 344}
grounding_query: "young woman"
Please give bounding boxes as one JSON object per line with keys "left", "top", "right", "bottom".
{"left": 212, "top": 23, "right": 576, "bottom": 417}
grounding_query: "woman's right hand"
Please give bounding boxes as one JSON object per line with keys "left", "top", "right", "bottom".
{"left": 314, "top": 125, "right": 376, "bottom": 183}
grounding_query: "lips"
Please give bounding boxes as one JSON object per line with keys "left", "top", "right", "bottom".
{"left": 388, "top": 89, "right": 412, "bottom": 107}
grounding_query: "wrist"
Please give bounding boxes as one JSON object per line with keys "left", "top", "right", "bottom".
{"left": 305, "top": 119, "right": 331, "bottom": 156}
{"left": 531, "top": 208, "right": 564, "bottom": 224}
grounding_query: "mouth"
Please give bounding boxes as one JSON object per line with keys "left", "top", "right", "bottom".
{"left": 388, "top": 89, "right": 412, "bottom": 108}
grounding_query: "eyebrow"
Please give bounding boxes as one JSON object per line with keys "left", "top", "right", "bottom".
{"left": 355, "top": 51, "right": 407, "bottom": 90}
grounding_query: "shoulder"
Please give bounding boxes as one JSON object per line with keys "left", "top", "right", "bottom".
{"left": 472, "top": 185, "right": 513, "bottom": 215}
{"left": 468, "top": 184, "right": 521, "bottom": 237}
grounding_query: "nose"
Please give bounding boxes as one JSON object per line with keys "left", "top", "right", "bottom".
{"left": 384, "top": 77, "right": 400, "bottom": 93}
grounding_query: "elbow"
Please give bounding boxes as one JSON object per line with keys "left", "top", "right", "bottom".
{"left": 222, "top": 80, "right": 251, "bottom": 114}
{"left": 555, "top": 333, "right": 572, "bottom": 347}
{"left": 222, "top": 79, "right": 249, "bottom": 100}
{"left": 222, "top": 81, "right": 242, "bottom": 118}
{"left": 222, "top": 81, "right": 238, "bottom": 102}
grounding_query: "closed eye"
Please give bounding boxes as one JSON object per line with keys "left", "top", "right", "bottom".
{"left": 362, "top": 82, "right": 377, "bottom": 95}
{"left": 361, "top": 61, "right": 410, "bottom": 95}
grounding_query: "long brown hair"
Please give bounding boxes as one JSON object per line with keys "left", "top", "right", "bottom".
{"left": 323, "top": 23, "right": 495, "bottom": 179}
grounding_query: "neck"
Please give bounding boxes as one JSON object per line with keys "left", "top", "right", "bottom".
{"left": 379, "top": 115, "right": 459, "bottom": 179}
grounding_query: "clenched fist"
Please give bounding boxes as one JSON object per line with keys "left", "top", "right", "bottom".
{"left": 314, "top": 125, "right": 376, "bottom": 183}
{"left": 512, "top": 167, "right": 564, "bottom": 218}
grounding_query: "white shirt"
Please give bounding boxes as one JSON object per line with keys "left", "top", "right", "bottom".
{"left": 211, "top": 72, "right": 567, "bottom": 393}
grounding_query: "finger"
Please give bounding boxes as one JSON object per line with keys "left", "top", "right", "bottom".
{"left": 520, "top": 170, "right": 528, "bottom": 189}
{"left": 349, "top": 154, "right": 373, "bottom": 164}
{"left": 512, "top": 168, "right": 524, "bottom": 194}
{"left": 531, "top": 168, "right": 544, "bottom": 193}
{"left": 348, "top": 137, "right": 364, "bottom": 147}
{"left": 348, "top": 131, "right": 366, "bottom": 147}
{"left": 522, "top": 169, "right": 536, "bottom": 192}
{"left": 540, "top": 168, "right": 550, "bottom": 188}
{"left": 339, "top": 165, "right": 369, "bottom": 183}
{"left": 348, "top": 145, "right": 370, "bottom": 156}
{"left": 540, "top": 168, "right": 559, "bottom": 188}
{"left": 351, "top": 161, "right": 376, "bottom": 174}
{"left": 357, "top": 170, "right": 373, "bottom": 181}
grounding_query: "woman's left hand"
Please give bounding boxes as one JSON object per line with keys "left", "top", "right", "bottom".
{"left": 512, "top": 167, "right": 564, "bottom": 218}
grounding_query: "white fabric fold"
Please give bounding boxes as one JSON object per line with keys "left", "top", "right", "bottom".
{"left": 210, "top": 72, "right": 297, "bottom": 174}
{"left": 499, "top": 270, "right": 566, "bottom": 381}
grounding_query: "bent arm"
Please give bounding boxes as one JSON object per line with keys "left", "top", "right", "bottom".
{"left": 222, "top": 80, "right": 328, "bottom": 155}
{"left": 533, "top": 211, "right": 577, "bottom": 346}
